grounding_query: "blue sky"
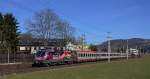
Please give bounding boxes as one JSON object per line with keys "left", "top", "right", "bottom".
{"left": 0, "top": 0, "right": 150, "bottom": 44}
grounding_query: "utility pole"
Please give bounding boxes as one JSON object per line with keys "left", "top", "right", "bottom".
{"left": 81, "top": 34, "right": 85, "bottom": 51}
{"left": 121, "top": 46, "right": 124, "bottom": 59}
{"left": 126, "top": 39, "right": 129, "bottom": 60}
{"left": 136, "top": 46, "right": 138, "bottom": 54}
{"left": 107, "top": 32, "right": 111, "bottom": 63}
{"left": 7, "top": 43, "right": 10, "bottom": 64}
{"left": 139, "top": 47, "right": 141, "bottom": 57}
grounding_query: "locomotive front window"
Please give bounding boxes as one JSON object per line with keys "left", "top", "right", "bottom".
{"left": 36, "top": 50, "right": 46, "bottom": 56}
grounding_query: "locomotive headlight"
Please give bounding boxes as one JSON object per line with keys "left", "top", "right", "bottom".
{"left": 66, "top": 54, "right": 71, "bottom": 58}
{"left": 44, "top": 54, "right": 48, "bottom": 59}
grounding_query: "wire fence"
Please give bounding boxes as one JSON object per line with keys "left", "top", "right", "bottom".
{"left": 0, "top": 53, "right": 34, "bottom": 64}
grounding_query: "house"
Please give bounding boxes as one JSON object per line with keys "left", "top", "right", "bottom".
{"left": 17, "top": 38, "right": 66, "bottom": 54}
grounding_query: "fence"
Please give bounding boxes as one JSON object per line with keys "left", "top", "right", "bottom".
{"left": 0, "top": 53, "right": 34, "bottom": 64}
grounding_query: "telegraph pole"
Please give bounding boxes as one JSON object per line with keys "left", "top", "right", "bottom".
{"left": 107, "top": 32, "right": 111, "bottom": 63}
{"left": 126, "top": 39, "right": 129, "bottom": 60}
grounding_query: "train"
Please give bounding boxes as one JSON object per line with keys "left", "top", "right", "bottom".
{"left": 32, "top": 48, "right": 130, "bottom": 66}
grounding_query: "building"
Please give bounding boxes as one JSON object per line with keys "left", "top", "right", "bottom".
{"left": 17, "top": 39, "right": 65, "bottom": 54}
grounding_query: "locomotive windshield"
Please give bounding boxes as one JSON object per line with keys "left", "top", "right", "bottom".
{"left": 36, "top": 50, "right": 46, "bottom": 57}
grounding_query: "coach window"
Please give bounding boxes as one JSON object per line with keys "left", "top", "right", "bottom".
{"left": 90, "top": 54, "right": 92, "bottom": 57}
{"left": 86, "top": 54, "right": 88, "bottom": 57}
{"left": 82, "top": 54, "right": 84, "bottom": 57}
{"left": 83, "top": 54, "right": 85, "bottom": 57}
{"left": 81, "top": 54, "right": 83, "bottom": 57}
{"left": 93, "top": 54, "right": 95, "bottom": 57}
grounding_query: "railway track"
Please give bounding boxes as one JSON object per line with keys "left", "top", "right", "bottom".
{"left": 0, "top": 58, "right": 128, "bottom": 76}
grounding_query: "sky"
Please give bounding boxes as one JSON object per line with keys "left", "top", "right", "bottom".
{"left": 0, "top": 0, "right": 150, "bottom": 44}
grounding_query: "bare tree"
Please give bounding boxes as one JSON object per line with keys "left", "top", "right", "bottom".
{"left": 27, "top": 9, "right": 59, "bottom": 46}
{"left": 27, "top": 9, "right": 76, "bottom": 47}
{"left": 19, "top": 32, "right": 33, "bottom": 44}
{"left": 56, "top": 20, "right": 75, "bottom": 45}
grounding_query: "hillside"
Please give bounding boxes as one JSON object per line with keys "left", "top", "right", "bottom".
{"left": 98, "top": 38, "right": 150, "bottom": 53}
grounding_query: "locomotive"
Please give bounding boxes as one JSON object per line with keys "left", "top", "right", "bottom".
{"left": 32, "top": 48, "right": 75, "bottom": 66}
{"left": 32, "top": 48, "right": 128, "bottom": 66}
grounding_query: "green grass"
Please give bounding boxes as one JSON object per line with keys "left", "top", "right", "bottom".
{"left": 2, "top": 56, "right": 150, "bottom": 79}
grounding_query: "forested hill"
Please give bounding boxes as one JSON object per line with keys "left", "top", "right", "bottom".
{"left": 98, "top": 38, "right": 150, "bottom": 53}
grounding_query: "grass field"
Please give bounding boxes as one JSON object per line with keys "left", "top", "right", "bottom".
{"left": 2, "top": 56, "right": 150, "bottom": 79}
